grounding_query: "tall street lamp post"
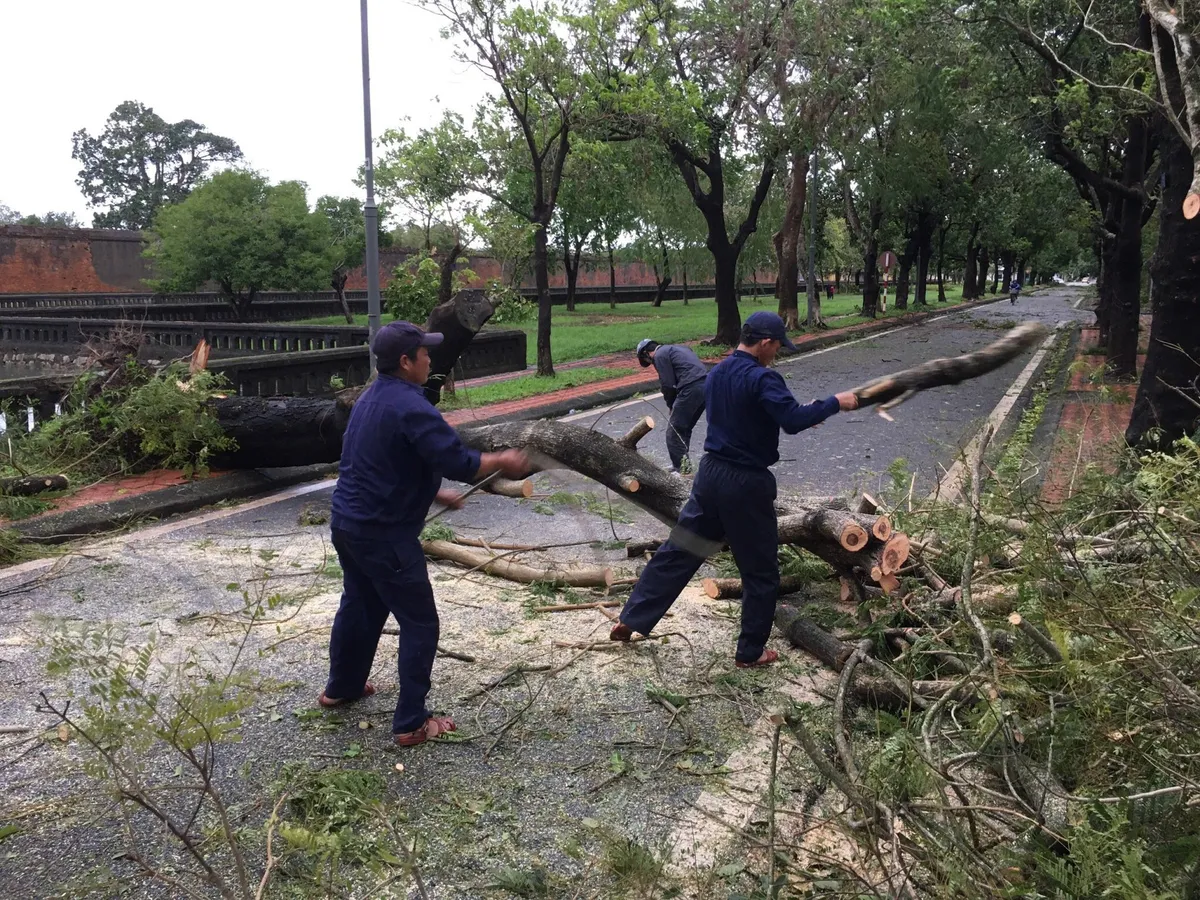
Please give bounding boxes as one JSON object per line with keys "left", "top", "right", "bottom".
{"left": 360, "top": 0, "right": 382, "bottom": 354}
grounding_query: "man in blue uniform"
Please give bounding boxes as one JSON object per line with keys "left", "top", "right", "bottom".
{"left": 613, "top": 312, "right": 858, "bottom": 667}
{"left": 636, "top": 339, "right": 709, "bottom": 472}
{"left": 321, "top": 321, "right": 528, "bottom": 746}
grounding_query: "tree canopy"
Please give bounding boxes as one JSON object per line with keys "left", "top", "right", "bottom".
{"left": 73, "top": 100, "right": 243, "bottom": 230}
{"left": 146, "top": 171, "right": 332, "bottom": 321}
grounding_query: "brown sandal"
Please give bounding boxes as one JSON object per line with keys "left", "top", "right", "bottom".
{"left": 393, "top": 715, "right": 457, "bottom": 747}
{"left": 610, "top": 622, "right": 634, "bottom": 642}
{"left": 735, "top": 649, "right": 779, "bottom": 669}
{"left": 317, "top": 681, "right": 377, "bottom": 709}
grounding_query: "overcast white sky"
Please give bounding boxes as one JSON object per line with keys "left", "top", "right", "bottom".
{"left": 0, "top": 0, "right": 491, "bottom": 225}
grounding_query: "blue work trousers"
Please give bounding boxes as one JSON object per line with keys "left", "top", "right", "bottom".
{"left": 325, "top": 528, "right": 438, "bottom": 734}
{"left": 666, "top": 381, "right": 707, "bottom": 471}
{"left": 619, "top": 455, "right": 780, "bottom": 662}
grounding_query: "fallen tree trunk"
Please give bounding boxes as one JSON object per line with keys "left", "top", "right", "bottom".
{"left": 852, "top": 322, "right": 1049, "bottom": 416}
{"left": 0, "top": 474, "right": 69, "bottom": 496}
{"left": 423, "top": 539, "right": 613, "bottom": 588}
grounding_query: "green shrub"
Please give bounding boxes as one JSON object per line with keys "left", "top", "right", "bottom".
{"left": 487, "top": 280, "right": 536, "bottom": 324}
{"left": 384, "top": 250, "right": 475, "bottom": 324}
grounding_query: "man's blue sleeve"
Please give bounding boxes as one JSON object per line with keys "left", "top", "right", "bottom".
{"left": 406, "top": 404, "right": 482, "bottom": 482}
{"left": 757, "top": 370, "right": 840, "bottom": 434}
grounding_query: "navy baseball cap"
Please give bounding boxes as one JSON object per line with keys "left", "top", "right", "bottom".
{"left": 373, "top": 321, "right": 443, "bottom": 369}
{"left": 743, "top": 311, "right": 798, "bottom": 351}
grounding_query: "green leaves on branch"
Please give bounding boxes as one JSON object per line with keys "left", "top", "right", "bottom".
{"left": 146, "top": 170, "right": 335, "bottom": 320}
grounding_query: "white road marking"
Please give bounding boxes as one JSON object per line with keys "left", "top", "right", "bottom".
{"left": 931, "top": 326, "right": 1063, "bottom": 504}
{"left": 0, "top": 477, "right": 336, "bottom": 584}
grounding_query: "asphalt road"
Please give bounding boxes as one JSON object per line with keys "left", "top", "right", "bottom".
{"left": 560, "top": 287, "right": 1090, "bottom": 499}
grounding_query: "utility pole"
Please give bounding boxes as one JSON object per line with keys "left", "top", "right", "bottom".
{"left": 360, "top": 0, "right": 382, "bottom": 357}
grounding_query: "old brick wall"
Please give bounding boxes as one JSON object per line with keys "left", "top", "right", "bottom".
{"left": 0, "top": 226, "right": 152, "bottom": 293}
{"left": 2, "top": 225, "right": 773, "bottom": 295}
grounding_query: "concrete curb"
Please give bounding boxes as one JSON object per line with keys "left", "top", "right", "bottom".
{"left": 13, "top": 464, "right": 338, "bottom": 544}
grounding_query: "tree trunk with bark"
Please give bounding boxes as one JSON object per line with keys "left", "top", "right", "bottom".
{"left": 533, "top": 222, "right": 554, "bottom": 376}
{"left": 962, "top": 223, "right": 980, "bottom": 300}
{"left": 975, "top": 245, "right": 990, "bottom": 298}
{"left": 1126, "top": 118, "right": 1200, "bottom": 447}
{"left": 1107, "top": 104, "right": 1154, "bottom": 380}
{"left": 651, "top": 230, "right": 672, "bottom": 308}
{"left": 331, "top": 271, "right": 354, "bottom": 324}
{"left": 895, "top": 229, "right": 917, "bottom": 310}
{"left": 990, "top": 252, "right": 1001, "bottom": 294}
{"left": 914, "top": 212, "right": 934, "bottom": 307}
{"left": 936, "top": 222, "right": 950, "bottom": 303}
{"left": 421, "top": 289, "right": 495, "bottom": 405}
{"left": 437, "top": 242, "right": 464, "bottom": 307}
{"left": 607, "top": 244, "right": 617, "bottom": 310}
{"left": 774, "top": 151, "right": 809, "bottom": 330}
{"left": 669, "top": 136, "right": 776, "bottom": 346}
{"left": 562, "top": 231, "right": 578, "bottom": 312}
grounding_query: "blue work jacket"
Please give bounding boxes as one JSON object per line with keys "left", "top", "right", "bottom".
{"left": 702, "top": 350, "right": 840, "bottom": 469}
{"left": 331, "top": 375, "right": 481, "bottom": 540}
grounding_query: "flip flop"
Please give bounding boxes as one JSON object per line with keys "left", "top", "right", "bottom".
{"left": 317, "top": 681, "right": 377, "bottom": 709}
{"left": 735, "top": 649, "right": 779, "bottom": 669}
{"left": 393, "top": 715, "right": 457, "bottom": 747}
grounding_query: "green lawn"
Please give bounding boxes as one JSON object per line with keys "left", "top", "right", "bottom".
{"left": 300, "top": 284, "right": 968, "bottom": 366}
{"left": 438, "top": 366, "right": 626, "bottom": 411}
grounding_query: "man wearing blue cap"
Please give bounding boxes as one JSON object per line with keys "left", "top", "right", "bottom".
{"left": 321, "top": 321, "right": 529, "bottom": 746}
{"left": 613, "top": 311, "right": 858, "bottom": 667}
{"left": 636, "top": 338, "right": 708, "bottom": 473}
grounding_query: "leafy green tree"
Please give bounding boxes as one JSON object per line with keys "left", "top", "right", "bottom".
{"left": 374, "top": 114, "right": 473, "bottom": 252}
{"left": 820, "top": 217, "right": 857, "bottom": 287}
{"left": 384, "top": 250, "right": 475, "bottom": 324}
{"left": 0, "top": 204, "right": 19, "bottom": 224}
{"left": 146, "top": 171, "right": 332, "bottom": 321}
{"left": 587, "top": 0, "right": 785, "bottom": 344}
{"left": 73, "top": 101, "right": 243, "bottom": 230}
{"left": 316, "top": 195, "right": 392, "bottom": 323}
{"left": 17, "top": 211, "right": 84, "bottom": 228}
{"left": 421, "top": 0, "right": 584, "bottom": 376}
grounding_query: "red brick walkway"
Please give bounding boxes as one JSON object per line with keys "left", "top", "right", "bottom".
{"left": 1041, "top": 320, "right": 1150, "bottom": 503}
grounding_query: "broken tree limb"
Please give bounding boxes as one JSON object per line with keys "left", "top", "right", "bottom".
{"left": 856, "top": 492, "right": 880, "bottom": 514}
{"left": 774, "top": 604, "right": 856, "bottom": 671}
{"left": 617, "top": 416, "right": 655, "bottom": 450}
{"left": 851, "top": 677, "right": 970, "bottom": 714}
{"left": 1008, "top": 613, "right": 1065, "bottom": 662}
{"left": 422, "top": 539, "right": 613, "bottom": 588}
{"left": 422, "top": 289, "right": 496, "bottom": 405}
{"left": 480, "top": 477, "right": 534, "bottom": 499}
{"left": 703, "top": 573, "right": 810, "bottom": 600}
{"left": 459, "top": 419, "right": 691, "bottom": 527}
{"left": 626, "top": 539, "right": 663, "bottom": 558}
{"left": 0, "top": 474, "right": 68, "bottom": 496}
{"left": 851, "top": 322, "right": 1049, "bottom": 415}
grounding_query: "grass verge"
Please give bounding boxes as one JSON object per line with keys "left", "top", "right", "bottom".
{"left": 438, "top": 367, "right": 635, "bottom": 411}
{"left": 298, "top": 285, "right": 969, "bottom": 366}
